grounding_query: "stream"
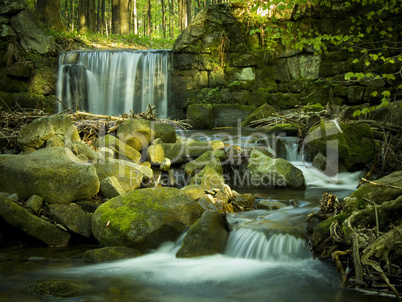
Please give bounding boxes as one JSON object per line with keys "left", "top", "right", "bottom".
{"left": 0, "top": 130, "right": 396, "bottom": 301}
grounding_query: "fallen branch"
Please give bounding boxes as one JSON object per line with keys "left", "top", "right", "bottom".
{"left": 361, "top": 178, "right": 402, "bottom": 191}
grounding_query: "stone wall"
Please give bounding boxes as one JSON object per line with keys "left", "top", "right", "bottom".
{"left": 0, "top": 0, "right": 58, "bottom": 112}
{"left": 171, "top": 2, "right": 402, "bottom": 128}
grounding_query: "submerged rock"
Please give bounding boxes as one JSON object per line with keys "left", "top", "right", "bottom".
{"left": 246, "top": 149, "right": 306, "bottom": 189}
{"left": 91, "top": 187, "right": 204, "bottom": 251}
{"left": 21, "top": 279, "right": 92, "bottom": 299}
{"left": 0, "top": 147, "right": 100, "bottom": 204}
{"left": 0, "top": 193, "right": 70, "bottom": 247}
{"left": 83, "top": 246, "right": 142, "bottom": 263}
{"left": 176, "top": 210, "right": 230, "bottom": 258}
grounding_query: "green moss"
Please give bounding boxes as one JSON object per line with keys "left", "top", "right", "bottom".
{"left": 303, "top": 103, "right": 325, "bottom": 112}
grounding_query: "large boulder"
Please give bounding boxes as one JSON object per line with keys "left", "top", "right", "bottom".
{"left": 161, "top": 141, "right": 222, "bottom": 164}
{"left": 0, "top": 193, "right": 71, "bottom": 247}
{"left": 176, "top": 210, "right": 230, "bottom": 258}
{"left": 17, "top": 114, "right": 80, "bottom": 152}
{"left": 303, "top": 121, "right": 376, "bottom": 171}
{"left": 9, "top": 8, "right": 56, "bottom": 54}
{"left": 91, "top": 187, "right": 204, "bottom": 251}
{"left": 0, "top": 147, "right": 100, "bottom": 204}
{"left": 246, "top": 149, "right": 306, "bottom": 189}
{"left": 116, "top": 119, "right": 176, "bottom": 151}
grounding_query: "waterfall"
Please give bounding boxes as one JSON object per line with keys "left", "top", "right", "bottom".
{"left": 225, "top": 227, "right": 309, "bottom": 261}
{"left": 56, "top": 50, "right": 171, "bottom": 118}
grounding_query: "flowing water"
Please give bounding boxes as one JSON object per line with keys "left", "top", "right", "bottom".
{"left": 0, "top": 132, "right": 396, "bottom": 301}
{"left": 56, "top": 50, "right": 171, "bottom": 118}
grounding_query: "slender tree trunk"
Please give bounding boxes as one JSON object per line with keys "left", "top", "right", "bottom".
{"left": 71, "top": 0, "right": 75, "bottom": 31}
{"left": 133, "top": 0, "right": 137, "bottom": 34}
{"left": 101, "top": 0, "right": 105, "bottom": 34}
{"left": 186, "top": 0, "right": 191, "bottom": 26}
{"left": 97, "top": 0, "right": 101, "bottom": 32}
{"left": 147, "top": 0, "right": 151, "bottom": 35}
{"left": 161, "top": 0, "right": 166, "bottom": 38}
{"left": 170, "top": 0, "right": 174, "bottom": 38}
{"left": 36, "top": 0, "right": 64, "bottom": 30}
{"left": 65, "top": 0, "right": 69, "bottom": 28}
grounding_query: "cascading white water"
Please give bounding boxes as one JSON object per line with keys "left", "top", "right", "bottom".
{"left": 225, "top": 227, "right": 309, "bottom": 261}
{"left": 56, "top": 50, "right": 171, "bottom": 118}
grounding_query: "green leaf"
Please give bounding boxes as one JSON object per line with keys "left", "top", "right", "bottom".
{"left": 365, "top": 61, "right": 370, "bottom": 66}
{"left": 353, "top": 110, "right": 361, "bottom": 117}
{"left": 382, "top": 90, "right": 391, "bottom": 98}
{"left": 352, "top": 59, "right": 359, "bottom": 64}
{"left": 371, "top": 91, "right": 378, "bottom": 97}
{"left": 345, "top": 72, "right": 354, "bottom": 80}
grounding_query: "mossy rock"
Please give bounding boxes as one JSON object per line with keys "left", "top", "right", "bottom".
{"left": 266, "top": 123, "right": 299, "bottom": 136}
{"left": 186, "top": 103, "right": 214, "bottom": 129}
{"left": 21, "top": 280, "right": 92, "bottom": 299}
{"left": 176, "top": 210, "right": 229, "bottom": 258}
{"left": 304, "top": 121, "right": 376, "bottom": 171}
{"left": 269, "top": 93, "right": 301, "bottom": 109}
{"left": 91, "top": 187, "right": 204, "bottom": 251}
{"left": 348, "top": 171, "right": 402, "bottom": 210}
{"left": 83, "top": 246, "right": 142, "bottom": 263}
{"left": 302, "top": 103, "right": 325, "bottom": 113}
{"left": 242, "top": 103, "right": 276, "bottom": 127}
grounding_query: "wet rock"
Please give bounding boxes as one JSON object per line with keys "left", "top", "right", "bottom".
{"left": 161, "top": 141, "right": 217, "bottom": 164}
{"left": 147, "top": 143, "right": 165, "bottom": 165}
{"left": 97, "top": 135, "right": 142, "bottom": 163}
{"left": 46, "top": 203, "right": 92, "bottom": 238}
{"left": 184, "top": 149, "right": 226, "bottom": 176}
{"left": 25, "top": 195, "right": 43, "bottom": 215}
{"left": 180, "top": 184, "right": 205, "bottom": 200}
{"left": 17, "top": 114, "right": 80, "bottom": 152}
{"left": 116, "top": 119, "right": 176, "bottom": 151}
{"left": 348, "top": 171, "right": 402, "bottom": 208}
{"left": 160, "top": 158, "right": 171, "bottom": 171}
{"left": 176, "top": 210, "right": 230, "bottom": 258}
{"left": 246, "top": 149, "right": 306, "bottom": 189}
{"left": 72, "top": 141, "right": 101, "bottom": 161}
{"left": 83, "top": 246, "right": 142, "bottom": 263}
{"left": 266, "top": 123, "right": 299, "bottom": 136}
{"left": 190, "top": 158, "right": 226, "bottom": 190}
{"left": 100, "top": 176, "right": 125, "bottom": 199}
{"left": 304, "top": 121, "right": 376, "bottom": 171}
{"left": 186, "top": 104, "right": 214, "bottom": 129}
{"left": 0, "top": 0, "right": 27, "bottom": 14}
{"left": 7, "top": 61, "right": 33, "bottom": 80}
{"left": 256, "top": 200, "right": 286, "bottom": 210}
{"left": 91, "top": 187, "right": 204, "bottom": 251}
{"left": 232, "top": 193, "right": 256, "bottom": 211}
{"left": 242, "top": 103, "right": 277, "bottom": 127}
{"left": 0, "top": 147, "right": 100, "bottom": 204}
{"left": 0, "top": 194, "right": 70, "bottom": 247}
{"left": 94, "top": 158, "right": 153, "bottom": 193}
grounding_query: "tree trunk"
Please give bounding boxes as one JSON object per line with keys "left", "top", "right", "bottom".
{"left": 147, "top": 0, "right": 151, "bottom": 35}
{"left": 101, "top": 0, "right": 105, "bottom": 34}
{"left": 112, "top": 0, "right": 120, "bottom": 34}
{"left": 186, "top": 0, "right": 192, "bottom": 26}
{"left": 161, "top": 0, "right": 166, "bottom": 38}
{"left": 170, "top": 0, "right": 174, "bottom": 38}
{"left": 88, "top": 0, "right": 96, "bottom": 32}
{"left": 78, "top": 0, "right": 88, "bottom": 32}
{"left": 71, "top": 0, "right": 75, "bottom": 31}
{"left": 120, "top": 0, "right": 129, "bottom": 35}
{"left": 133, "top": 0, "right": 137, "bottom": 34}
{"left": 36, "top": 0, "right": 64, "bottom": 30}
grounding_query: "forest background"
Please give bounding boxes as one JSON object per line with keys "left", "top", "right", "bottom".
{"left": 27, "top": 0, "right": 230, "bottom": 49}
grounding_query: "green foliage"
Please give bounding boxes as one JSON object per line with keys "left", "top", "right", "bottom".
{"left": 248, "top": 0, "right": 401, "bottom": 115}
